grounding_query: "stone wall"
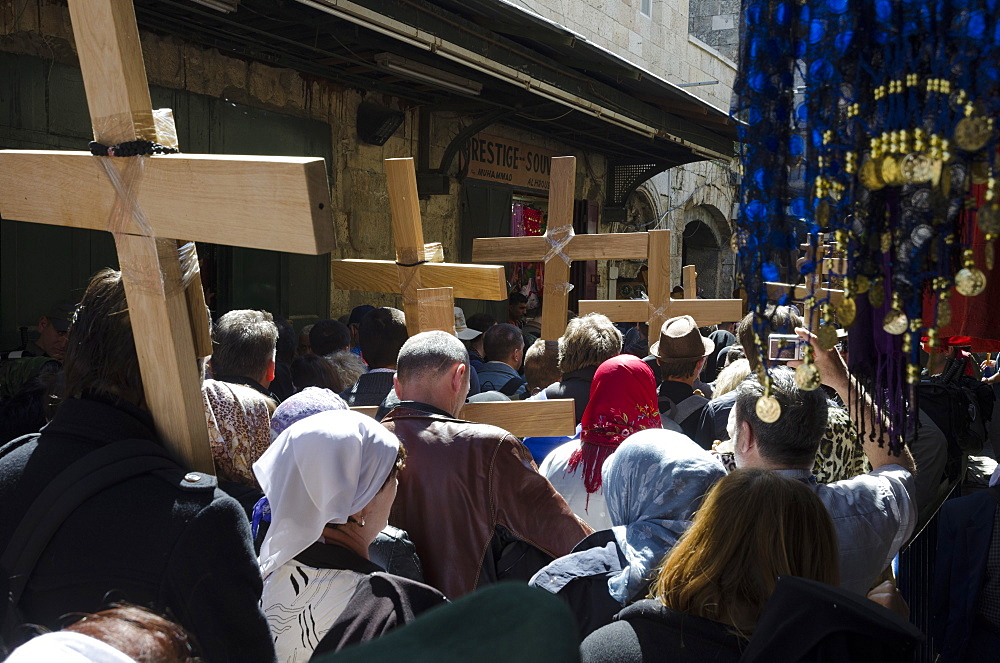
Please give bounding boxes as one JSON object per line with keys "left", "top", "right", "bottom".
{"left": 516, "top": 0, "right": 735, "bottom": 109}
{"left": 688, "top": 0, "right": 740, "bottom": 63}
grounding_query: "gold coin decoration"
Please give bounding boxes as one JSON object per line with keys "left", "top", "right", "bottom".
{"left": 794, "top": 362, "right": 823, "bottom": 391}
{"left": 816, "top": 200, "right": 830, "bottom": 225}
{"left": 883, "top": 308, "right": 909, "bottom": 335}
{"left": 860, "top": 159, "right": 886, "bottom": 191}
{"left": 978, "top": 204, "right": 1000, "bottom": 234}
{"left": 869, "top": 281, "right": 885, "bottom": 308}
{"left": 756, "top": 395, "right": 782, "bottom": 423}
{"left": 855, "top": 275, "right": 871, "bottom": 294}
{"left": 972, "top": 161, "right": 991, "bottom": 184}
{"left": 881, "top": 232, "right": 892, "bottom": 254}
{"left": 956, "top": 267, "right": 987, "bottom": 296}
{"left": 881, "top": 156, "right": 905, "bottom": 187}
{"left": 941, "top": 165, "right": 952, "bottom": 195}
{"left": 937, "top": 300, "right": 952, "bottom": 327}
{"left": 900, "top": 153, "right": 934, "bottom": 183}
{"left": 954, "top": 116, "right": 992, "bottom": 152}
{"left": 817, "top": 323, "right": 838, "bottom": 350}
{"left": 836, "top": 297, "right": 857, "bottom": 326}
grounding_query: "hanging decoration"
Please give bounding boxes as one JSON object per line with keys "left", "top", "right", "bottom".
{"left": 733, "top": 0, "right": 1000, "bottom": 450}
{"left": 511, "top": 202, "right": 546, "bottom": 308}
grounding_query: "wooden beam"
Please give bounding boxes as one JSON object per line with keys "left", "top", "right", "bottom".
{"left": 472, "top": 233, "right": 648, "bottom": 263}
{"left": 416, "top": 287, "right": 456, "bottom": 334}
{"left": 542, "top": 156, "right": 576, "bottom": 340}
{"left": 682, "top": 265, "right": 697, "bottom": 299}
{"left": 647, "top": 229, "right": 672, "bottom": 334}
{"left": 350, "top": 398, "right": 578, "bottom": 438}
{"left": 0, "top": 151, "right": 334, "bottom": 254}
{"left": 67, "top": 0, "right": 155, "bottom": 144}
{"left": 116, "top": 232, "right": 215, "bottom": 471}
{"left": 330, "top": 260, "right": 507, "bottom": 301}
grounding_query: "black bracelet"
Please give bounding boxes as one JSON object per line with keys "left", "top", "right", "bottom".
{"left": 395, "top": 259, "right": 428, "bottom": 268}
{"left": 89, "top": 140, "right": 180, "bottom": 157}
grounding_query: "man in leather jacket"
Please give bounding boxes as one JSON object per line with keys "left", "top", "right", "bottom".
{"left": 382, "top": 331, "right": 592, "bottom": 599}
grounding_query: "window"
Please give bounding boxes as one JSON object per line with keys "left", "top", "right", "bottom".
{"left": 640, "top": 0, "right": 651, "bottom": 17}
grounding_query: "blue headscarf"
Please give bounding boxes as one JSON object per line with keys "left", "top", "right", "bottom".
{"left": 603, "top": 429, "right": 726, "bottom": 604}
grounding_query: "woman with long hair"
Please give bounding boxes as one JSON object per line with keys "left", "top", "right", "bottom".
{"left": 581, "top": 469, "right": 839, "bottom": 662}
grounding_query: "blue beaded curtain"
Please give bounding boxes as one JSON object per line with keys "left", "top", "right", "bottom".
{"left": 733, "top": 0, "right": 1000, "bottom": 449}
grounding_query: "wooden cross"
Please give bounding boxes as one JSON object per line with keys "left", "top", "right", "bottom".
{"left": 579, "top": 229, "right": 743, "bottom": 333}
{"left": 0, "top": 0, "right": 333, "bottom": 473}
{"left": 351, "top": 398, "right": 577, "bottom": 438}
{"left": 471, "top": 156, "right": 649, "bottom": 340}
{"left": 765, "top": 239, "right": 844, "bottom": 328}
{"left": 329, "top": 158, "right": 508, "bottom": 336}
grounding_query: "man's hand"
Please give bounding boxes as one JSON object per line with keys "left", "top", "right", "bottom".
{"left": 787, "top": 327, "right": 850, "bottom": 393}
{"left": 867, "top": 580, "right": 910, "bottom": 619}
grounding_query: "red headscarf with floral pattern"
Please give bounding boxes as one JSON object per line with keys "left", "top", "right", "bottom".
{"left": 568, "top": 354, "right": 662, "bottom": 494}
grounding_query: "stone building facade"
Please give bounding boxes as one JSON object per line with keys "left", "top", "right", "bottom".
{"left": 518, "top": 0, "right": 741, "bottom": 301}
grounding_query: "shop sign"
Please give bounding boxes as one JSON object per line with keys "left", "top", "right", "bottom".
{"left": 460, "top": 133, "right": 558, "bottom": 190}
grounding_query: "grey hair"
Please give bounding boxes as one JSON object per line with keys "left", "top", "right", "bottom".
{"left": 211, "top": 309, "right": 278, "bottom": 380}
{"left": 558, "top": 313, "right": 623, "bottom": 374}
{"left": 734, "top": 366, "right": 828, "bottom": 467}
{"left": 396, "top": 331, "right": 470, "bottom": 383}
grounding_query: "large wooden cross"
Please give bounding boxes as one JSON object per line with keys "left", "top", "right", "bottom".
{"left": 471, "top": 156, "right": 649, "bottom": 340}
{"left": 330, "top": 158, "right": 508, "bottom": 336}
{"left": 0, "top": 0, "right": 333, "bottom": 472}
{"left": 579, "top": 229, "right": 743, "bottom": 333}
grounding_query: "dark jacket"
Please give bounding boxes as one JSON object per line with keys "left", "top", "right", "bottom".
{"left": 341, "top": 371, "right": 396, "bottom": 407}
{"left": 657, "top": 381, "right": 711, "bottom": 446}
{"left": 382, "top": 402, "right": 592, "bottom": 599}
{"left": 933, "top": 487, "right": 1000, "bottom": 662}
{"left": 0, "top": 397, "right": 275, "bottom": 663}
{"left": 530, "top": 530, "right": 627, "bottom": 639}
{"left": 580, "top": 599, "right": 744, "bottom": 663}
{"left": 543, "top": 366, "right": 599, "bottom": 424}
{"left": 308, "top": 544, "right": 446, "bottom": 659}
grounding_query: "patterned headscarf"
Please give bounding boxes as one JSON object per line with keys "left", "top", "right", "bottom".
{"left": 203, "top": 379, "right": 273, "bottom": 489}
{"left": 568, "top": 355, "right": 661, "bottom": 494}
{"left": 602, "top": 429, "right": 726, "bottom": 603}
{"left": 269, "top": 386, "right": 348, "bottom": 441}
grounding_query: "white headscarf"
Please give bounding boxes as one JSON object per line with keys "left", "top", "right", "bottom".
{"left": 254, "top": 409, "right": 401, "bottom": 577}
{"left": 5, "top": 632, "right": 137, "bottom": 663}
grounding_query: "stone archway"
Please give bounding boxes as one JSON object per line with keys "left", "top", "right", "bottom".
{"left": 681, "top": 204, "right": 729, "bottom": 298}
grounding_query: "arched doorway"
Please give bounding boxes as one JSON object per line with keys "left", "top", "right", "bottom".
{"left": 681, "top": 204, "right": 728, "bottom": 298}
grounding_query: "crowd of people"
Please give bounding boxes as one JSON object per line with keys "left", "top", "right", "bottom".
{"left": 0, "top": 270, "right": 995, "bottom": 662}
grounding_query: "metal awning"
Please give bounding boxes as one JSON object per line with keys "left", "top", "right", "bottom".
{"left": 135, "top": 0, "right": 736, "bottom": 168}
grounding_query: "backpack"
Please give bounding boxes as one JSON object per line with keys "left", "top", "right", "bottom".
{"left": 0, "top": 436, "right": 181, "bottom": 652}
{"left": 498, "top": 375, "right": 527, "bottom": 398}
{"left": 659, "top": 393, "right": 709, "bottom": 430}
{"left": 919, "top": 356, "right": 995, "bottom": 458}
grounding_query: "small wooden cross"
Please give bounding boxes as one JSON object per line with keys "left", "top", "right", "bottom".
{"left": 330, "top": 158, "right": 508, "bottom": 336}
{"left": 0, "top": 0, "right": 333, "bottom": 472}
{"left": 765, "top": 238, "right": 844, "bottom": 328}
{"left": 471, "top": 156, "right": 649, "bottom": 340}
{"left": 579, "top": 230, "right": 743, "bottom": 333}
